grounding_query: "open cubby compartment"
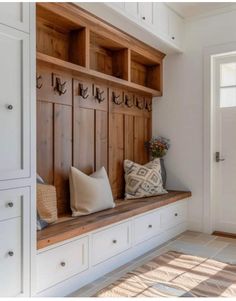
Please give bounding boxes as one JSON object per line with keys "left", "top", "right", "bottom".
{"left": 131, "top": 50, "right": 161, "bottom": 91}
{"left": 36, "top": 5, "right": 88, "bottom": 67}
{"left": 90, "top": 32, "right": 129, "bottom": 80}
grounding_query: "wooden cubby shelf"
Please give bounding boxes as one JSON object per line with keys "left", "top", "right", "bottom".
{"left": 131, "top": 50, "right": 161, "bottom": 91}
{"left": 36, "top": 3, "right": 165, "bottom": 97}
{"left": 37, "top": 52, "right": 162, "bottom": 96}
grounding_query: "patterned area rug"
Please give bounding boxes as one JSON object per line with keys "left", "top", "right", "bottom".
{"left": 95, "top": 251, "right": 236, "bottom": 297}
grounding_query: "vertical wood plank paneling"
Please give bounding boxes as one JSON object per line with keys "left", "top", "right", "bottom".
{"left": 37, "top": 101, "right": 54, "bottom": 184}
{"left": 134, "top": 116, "right": 146, "bottom": 164}
{"left": 95, "top": 110, "right": 108, "bottom": 171}
{"left": 109, "top": 113, "right": 124, "bottom": 199}
{"left": 54, "top": 104, "right": 72, "bottom": 216}
{"left": 124, "top": 115, "right": 134, "bottom": 161}
{"left": 74, "top": 107, "right": 95, "bottom": 174}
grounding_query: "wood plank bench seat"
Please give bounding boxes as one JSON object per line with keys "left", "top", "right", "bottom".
{"left": 37, "top": 190, "right": 191, "bottom": 249}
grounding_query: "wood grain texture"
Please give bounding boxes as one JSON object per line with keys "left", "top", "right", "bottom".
{"left": 37, "top": 101, "right": 54, "bottom": 184}
{"left": 54, "top": 104, "right": 72, "bottom": 216}
{"left": 95, "top": 110, "right": 108, "bottom": 171}
{"left": 73, "top": 107, "right": 95, "bottom": 174}
{"left": 134, "top": 116, "right": 147, "bottom": 164}
{"left": 109, "top": 112, "right": 124, "bottom": 198}
{"left": 37, "top": 190, "right": 192, "bottom": 249}
{"left": 124, "top": 115, "right": 134, "bottom": 161}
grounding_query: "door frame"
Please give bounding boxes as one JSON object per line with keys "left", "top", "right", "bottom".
{"left": 203, "top": 41, "right": 236, "bottom": 234}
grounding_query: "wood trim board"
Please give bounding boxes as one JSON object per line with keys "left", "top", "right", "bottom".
{"left": 37, "top": 190, "right": 191, "bottom": 249}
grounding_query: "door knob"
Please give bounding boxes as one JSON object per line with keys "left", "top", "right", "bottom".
{"left": 8, "top": 251, "right": 14, "bottom": 257}
{"left": 216, "top": 152, "right": 225, "bottom": 162}
{"left": 7, "top": 105, "right": 13, "bottom": 110}
{"left": 7, "top": 202, "right": 14, "bottom": 208}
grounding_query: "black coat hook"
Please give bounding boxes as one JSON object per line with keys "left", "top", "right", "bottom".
{"left": 79, "top": 83, "right": 89, "bottom": 99}
{"left": 54, "top": 77, "right": 67, "bottom": 95}
{"left": 125, "top": 94, "right": 134, "bottom": 108}
{"left": 112, "top": 92, "right": 123, "bottom": 105}
{"left": 145, "top": 99, "right": 152, "bottom": 112}
{"left": 36, "top": 74, "right": 43, "bottom": 89}
{"left": 136, "top": 97, "right": 145, "bottom": 110}
{"left": 95, "top": 88, "right": 105, "bottom": 103}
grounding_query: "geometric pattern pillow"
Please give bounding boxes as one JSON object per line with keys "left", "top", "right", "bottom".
{"left": 124, "top": 158, "right": 168, "bottom": 199}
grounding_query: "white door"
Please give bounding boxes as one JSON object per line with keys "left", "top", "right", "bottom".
{"left": 213, "top": 54, "right": 236, "bottom": 234}
{"left": 0, "top": 24, "right": 30, "bottom": 181}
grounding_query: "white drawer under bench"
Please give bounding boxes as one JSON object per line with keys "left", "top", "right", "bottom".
{"left": 36, "top": 191, "right": 191, "bottom": 296}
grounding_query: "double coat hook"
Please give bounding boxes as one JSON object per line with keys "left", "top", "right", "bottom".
{"left": 136, "top": 97, "right": 145, "bottom": 110}
{"left": 95, "top": 88, "right": 105, "bottom": 103}
{"left": 54, "top": 77, "right": 67, "bottom": 95}
{"left": 112, "top": 92, "right": 123, "bottom": 105}
{"left": 125, "top": 94, "right": 134, "bottom": 108}
{"left": 36, "top": 74, "right": 43, "bottom": 89}
{"left": 79, "top": 83, "right": 89, "bottom": 99}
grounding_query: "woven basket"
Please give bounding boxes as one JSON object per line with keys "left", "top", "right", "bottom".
{"left": 37, "top": 183, "right": 58, "bottom": 223}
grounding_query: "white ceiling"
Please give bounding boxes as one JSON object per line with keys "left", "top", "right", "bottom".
{"left": 167, "top": 2, "right": 234, "bottom": 19}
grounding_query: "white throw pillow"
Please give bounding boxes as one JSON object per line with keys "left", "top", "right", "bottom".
{"left": 69, "top": 166, "right": 115, "bottom": 216}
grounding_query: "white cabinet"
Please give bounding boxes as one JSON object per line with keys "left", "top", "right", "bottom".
{"left": 37, "top": 237, "right": 89, "bottom": 292}
{"left": 0, "top": 218, "right": 22, "bottom": 297}
{"left": 160, "top": 201, "right": 187, "bottom": 230}
{"left": 134, "top": 210, "right": 161, "bottom": 245}
{"left": 138, "top": 2, "right": 153, "bottom": 25}
{"left": 154, "top": 3, "right": 169, "bottom": 38}
{"left": 0, "top": 24, "right": 30, "bottom": 181}
{"left": 154, "top": 3, "right": 184, "bottom": 49}
{"left": 124, "top": 2, "right": 138, "bottom": 18}
{"left": 168, "top": 9, "right": 184, "bottom": 48}
{"left": 92, "top": 221, "right": 131, "bottom": 265}
{"left": 0, "top": 3, "right": 29, "bottom": 33}
{"left": 0, "top": 187, "right": 30, "bottom": 297}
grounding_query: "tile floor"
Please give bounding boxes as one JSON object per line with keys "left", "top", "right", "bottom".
{"left": 70, "top": 231, "right": 236, "bottom": 297}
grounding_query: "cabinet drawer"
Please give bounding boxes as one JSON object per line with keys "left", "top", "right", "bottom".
{"left": 134, "top": 210, "right": 161, "bottom": 245}
{"left": 37, "top": 237, "right": 88, "bottom": 292}
{"left": 0, "top": 217, "right": 22, "bottom": 297}
{"left": 0, "top": 192, "right": 21, "bottom": 221}
{"left": 92, "top": 222, "right": 131, "bottom": 266}
{"left": 161, "top": 201, "right": 187, "bottom": 229}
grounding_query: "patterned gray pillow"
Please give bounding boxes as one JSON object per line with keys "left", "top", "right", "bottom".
{"left": 124, "top": 158, "right": 167, "bottom": 199}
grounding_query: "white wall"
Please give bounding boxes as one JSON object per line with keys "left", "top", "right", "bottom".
{"left": 153, "top": 9, "right": 236, "bottom": 231}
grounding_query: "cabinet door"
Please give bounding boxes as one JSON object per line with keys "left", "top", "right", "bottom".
{"left": 138, "top": 2, "right": 153, "bottom": 25}
{"left": 153, "top": 3, "right": 169, "bottom": 38}
{"left": 124, "top": 2, "right": 138, "bottom": 18}
{"left": 0, "top": 3, "right": 29, "bottom": 33}
{"left": 0, "top": 25, "right": 30, "bottom": 181}
{"left": 169, "top": 9, "right": 184, "bottom": 48}
{"left": 111, "top": 2, "right": 125, "bottom": 10}
{"left": 0, "top": 187, "right": 30, "bottom": 297}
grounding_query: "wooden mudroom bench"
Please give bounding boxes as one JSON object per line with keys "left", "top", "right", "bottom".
{"left": 37, "top": 190, "right": 191, "bottom": 249}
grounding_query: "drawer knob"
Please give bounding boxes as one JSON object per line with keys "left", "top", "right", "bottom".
{"left": 7, "top": 202, "right": 14, "bottom": 208}
{"left": 148, "top": 224, "right": 153, "bottom": 228}
{"left": 8, "top": 251, "right": 14, "bottom": 257}
{"left": 112, "top": 239, "right": 117, "bottom": 244}
{"left": 7, "top": 105, "right": 13, "bottom": 110}
{"left": 60, "top": 261, "right": 66, "bottom": 267}
{"left": 142, "top": 16, "right": 146, "bottom": 20}
{"left": 172, "top": 36, "right": 175, "bottom": 40}
{"left": 175, "top": 213, "right": 178, "bottom": 217}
